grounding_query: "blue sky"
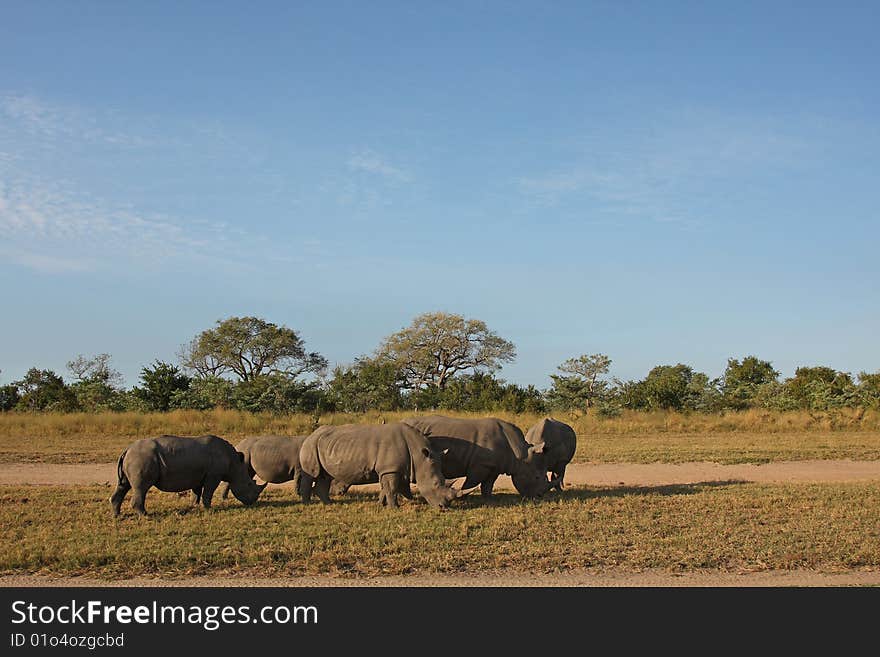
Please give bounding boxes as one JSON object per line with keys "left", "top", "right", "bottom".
{"left": 1, "top": 1, "right": 878, "bottom": 388}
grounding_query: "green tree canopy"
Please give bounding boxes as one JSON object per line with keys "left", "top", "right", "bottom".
{"left": 721, "top": 356, "right": 779, "bottom": 409}
{"left": 13, "top": 368, "right": 78, "bottom": 412}
{"left": 641, "top": 364, "right": 699, "bottom": 411}
{"left": 327, "top": 357, "right": 404, "bottom": 413}
{"left": 376, "top": 311, "right": 516, "bottom": 390}
{"left": 134, "top": 360, "right": 191, "bottom": 411}
{"left": 180, "top": 316, "right": 327, "bottom": 382}
{"left": 547, "top": 353, "right": 612, "bottom": 410}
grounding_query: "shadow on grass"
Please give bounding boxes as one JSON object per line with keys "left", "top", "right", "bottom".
{"left": 445, "top": 479, "right": 751, "bottom": 509}
{"left": 124, "top": 479, "right": 751, "bottom": 518}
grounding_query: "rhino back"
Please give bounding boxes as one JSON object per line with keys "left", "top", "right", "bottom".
{"left": 311, "top": 424, "right": 412, "bottom": 484}
{"left": 232, "top": 436, "right": 262, "bottom": 460}
{"left": 127, "top": 435, "right": 234, "bottom": 491}
{"left": 403, "top": 416, "right": 521, "bottom": 474}
{"left": 248, "top": 435, "right": 306, "bottom": 483}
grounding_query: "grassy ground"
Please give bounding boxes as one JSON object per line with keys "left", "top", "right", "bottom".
{"left": 2, "top": 482, "right": 878, "bottom": 578}
{"left": 2, "top": 408, "right": 880, "bottom": 464}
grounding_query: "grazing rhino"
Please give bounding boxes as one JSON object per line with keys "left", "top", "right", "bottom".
{"left": 298, "top": 422, "right": 466, "bottom": 509}
{"left": 219, "top": 435, "right": 307, "bottom": 501}
{"left": 110, "top": 434, "right": 265, "bottom": 516}
{"left": 402, "top": 415, "right": 555, "bottom": 498}
{"left": 525, "top": 417, "right": 577, "bottom": 490}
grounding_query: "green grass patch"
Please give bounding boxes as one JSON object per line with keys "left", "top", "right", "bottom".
{"left": 2, "top": 482, "right": 878, "bottom": 578}
{"left": 2, "top": 408, "right": 880, "bottom": 464}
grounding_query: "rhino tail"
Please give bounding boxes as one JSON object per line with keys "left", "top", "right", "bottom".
{"left": 116, "top": 449, "right": 130, "bottom": 489}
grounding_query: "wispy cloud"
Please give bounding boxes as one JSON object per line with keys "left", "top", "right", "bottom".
{"left": 0, "top": 93, "right": 152, "bottom": 147}
{"left": 346, "top": 150, "right": 411, "bottom": 183}
{"left": 0, "top": 171, "right": 241, "bottom": 270}
{"left": 516, "top": 108, "right": 812, "bottom": 227}
{"left": 0, "top": 247, "right": 96, "bottom": 273}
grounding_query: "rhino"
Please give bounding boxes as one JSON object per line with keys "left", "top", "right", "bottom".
{"left": 298, "top": 422, "right": 466, "bottom": 509}
{"left": 525, "top": 417, "right": 577, "bottom": 490}
{"left": 110, "top": 434, "right": 265, "bottom": 516}
{"left": 219, "top": 435, "right": 307, "bottom": 501}
{"left": 401, "top": 415, "right": 555, "bottom": 498}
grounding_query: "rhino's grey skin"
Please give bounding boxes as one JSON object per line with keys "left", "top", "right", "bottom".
{"left": 219, "top": 435, "right": 307, "bottom": 501}
{"left": 110, "top": 435, "right": 265, "bottom": 516}
{"left": 298, "top": 422, "right": 462, "bottom": 509}
{"left": 525, "top": 418, "right": 577, "bottom": 491}
{"left": 402, "top": 415, "right": 553, "bottom": 498}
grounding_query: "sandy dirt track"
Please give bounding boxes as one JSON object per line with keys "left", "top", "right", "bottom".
{"left": 3, "top": 569, "right": 879, "bottom": 588}
{"left": 2, "top": 459, "right": 880, "bottom": 487}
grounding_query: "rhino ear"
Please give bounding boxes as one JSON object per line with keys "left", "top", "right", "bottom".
{"left": 530, "top": 443, "right": 544, "bottom": 455}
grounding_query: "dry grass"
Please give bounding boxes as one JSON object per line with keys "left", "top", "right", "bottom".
{"left": 1, "top": 482, "right": 878, "bottom": 578}
{"left": 1, "top": 408, "right": 880, "bottom": 464}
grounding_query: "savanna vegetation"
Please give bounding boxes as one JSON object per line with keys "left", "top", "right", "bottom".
{"left": 2, "top": 312, "right": 878, "bottom": 418}
{"left": 2, "top": 482, "right": 878, "bottom": 578}
{"left": 2, "top": 408, "right": 880, "bottom": 464}
{"left": 2, "top": 311, "right": 879, "bottom": 466}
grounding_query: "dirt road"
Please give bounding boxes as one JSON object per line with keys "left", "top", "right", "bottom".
{"left": 3, "top": 459, "right": 880, "bottom": 487}
{"left": 3, "top": 569, "right": 879, "bottom": 588}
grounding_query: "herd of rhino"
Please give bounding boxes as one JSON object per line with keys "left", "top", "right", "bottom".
{"left": 109, "top": 415, "right": 578, "bottom": 516}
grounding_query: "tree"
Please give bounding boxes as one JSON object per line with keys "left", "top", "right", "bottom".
{"left": 230, "top": 375, "right": 324, "bottom": 414}
{"left": 785, "top": 366, "right": 855, "bottom": 409}
{"left": 327, "top": 357, "right": 404, "bottom": 413}
{"left": 66, "top": 353, "right": 124, "bottom": 387}
{"left": 721, "top": 356, "right": 779, "bottom": 410}
{"left": 857, "top": 371, "right": 880, "bottom": 408}
{"left": 65, "top": 354, "right": 126, "bottom": 412}
{"left": 0, "top": 384, "right": 20, "bottom": 411}
{"left": 547, "top": 353, "right": 612, "bottom": 411}
{"left": 408, "top": 372, "right": 545, "bottom": 414}
{"left": 179, "top": 316, "right": 327, "bottom": 382}
{"left": 376, "top": 311, "right": 516, "bottom": 390}
{"left": 641, "top": 364, "right": 698, "bottom": 411}
{"left": 134, "top": 360, "right": 191, "bottom": 411}
{"left": 13, "top": 368, "right": 78, "bottom": 412}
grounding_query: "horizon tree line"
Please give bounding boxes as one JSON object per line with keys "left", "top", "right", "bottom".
{"left": 1, "top": 313, "right": 879, "bottom": 415}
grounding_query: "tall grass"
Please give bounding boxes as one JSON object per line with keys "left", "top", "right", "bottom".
{"left": 2, "top": 408, "right": 879, "bottom": 464}
{"left": 1, "top": 407, "right": 877, "bottom": 441}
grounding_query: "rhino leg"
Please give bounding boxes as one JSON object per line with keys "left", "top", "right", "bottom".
{"left": 291, "top": 469, "right": 301, "bottom": 497}
{"left": 330, "top": 479, "right": 350, "bottom": 497}
{"left": 379, "top": 473, "right": 401, "bottom": 508}
{"left": 313, "top": 475, "right": 332, "bottom": 505}
{"left": 110, "top": 483, "right": 130, "bottom": 517}
{"left": 552, "top": 465, "right": 566, "bottom": 491}
{"left": 480, "top": 474, "right": 498, "bottom": 498}
{"left": 200, "top": 477, "right": 221, "bottom": 509}
{"left": 131, "top": 486, "right": 148, "bottom": 516}
{"left": 191, "top": 486, "right": 203, "bottom": 506}
{"left": 299, "top": 473, "right": 315, "bottom": 503}
{"left": 219, "top": 482, "right": 230, "bottom": 500}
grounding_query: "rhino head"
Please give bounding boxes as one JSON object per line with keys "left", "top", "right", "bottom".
{"left": 226, "top": 451, "right": 267, "bottom": 505}
{"left": 511, "top": 455, "right": 555, "bottom": 498}
{"left": 413, "top": 446, "right": 466, "bottom": 509}
{"left": 525, "top": 441, "right": 548, "bottom": 473}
